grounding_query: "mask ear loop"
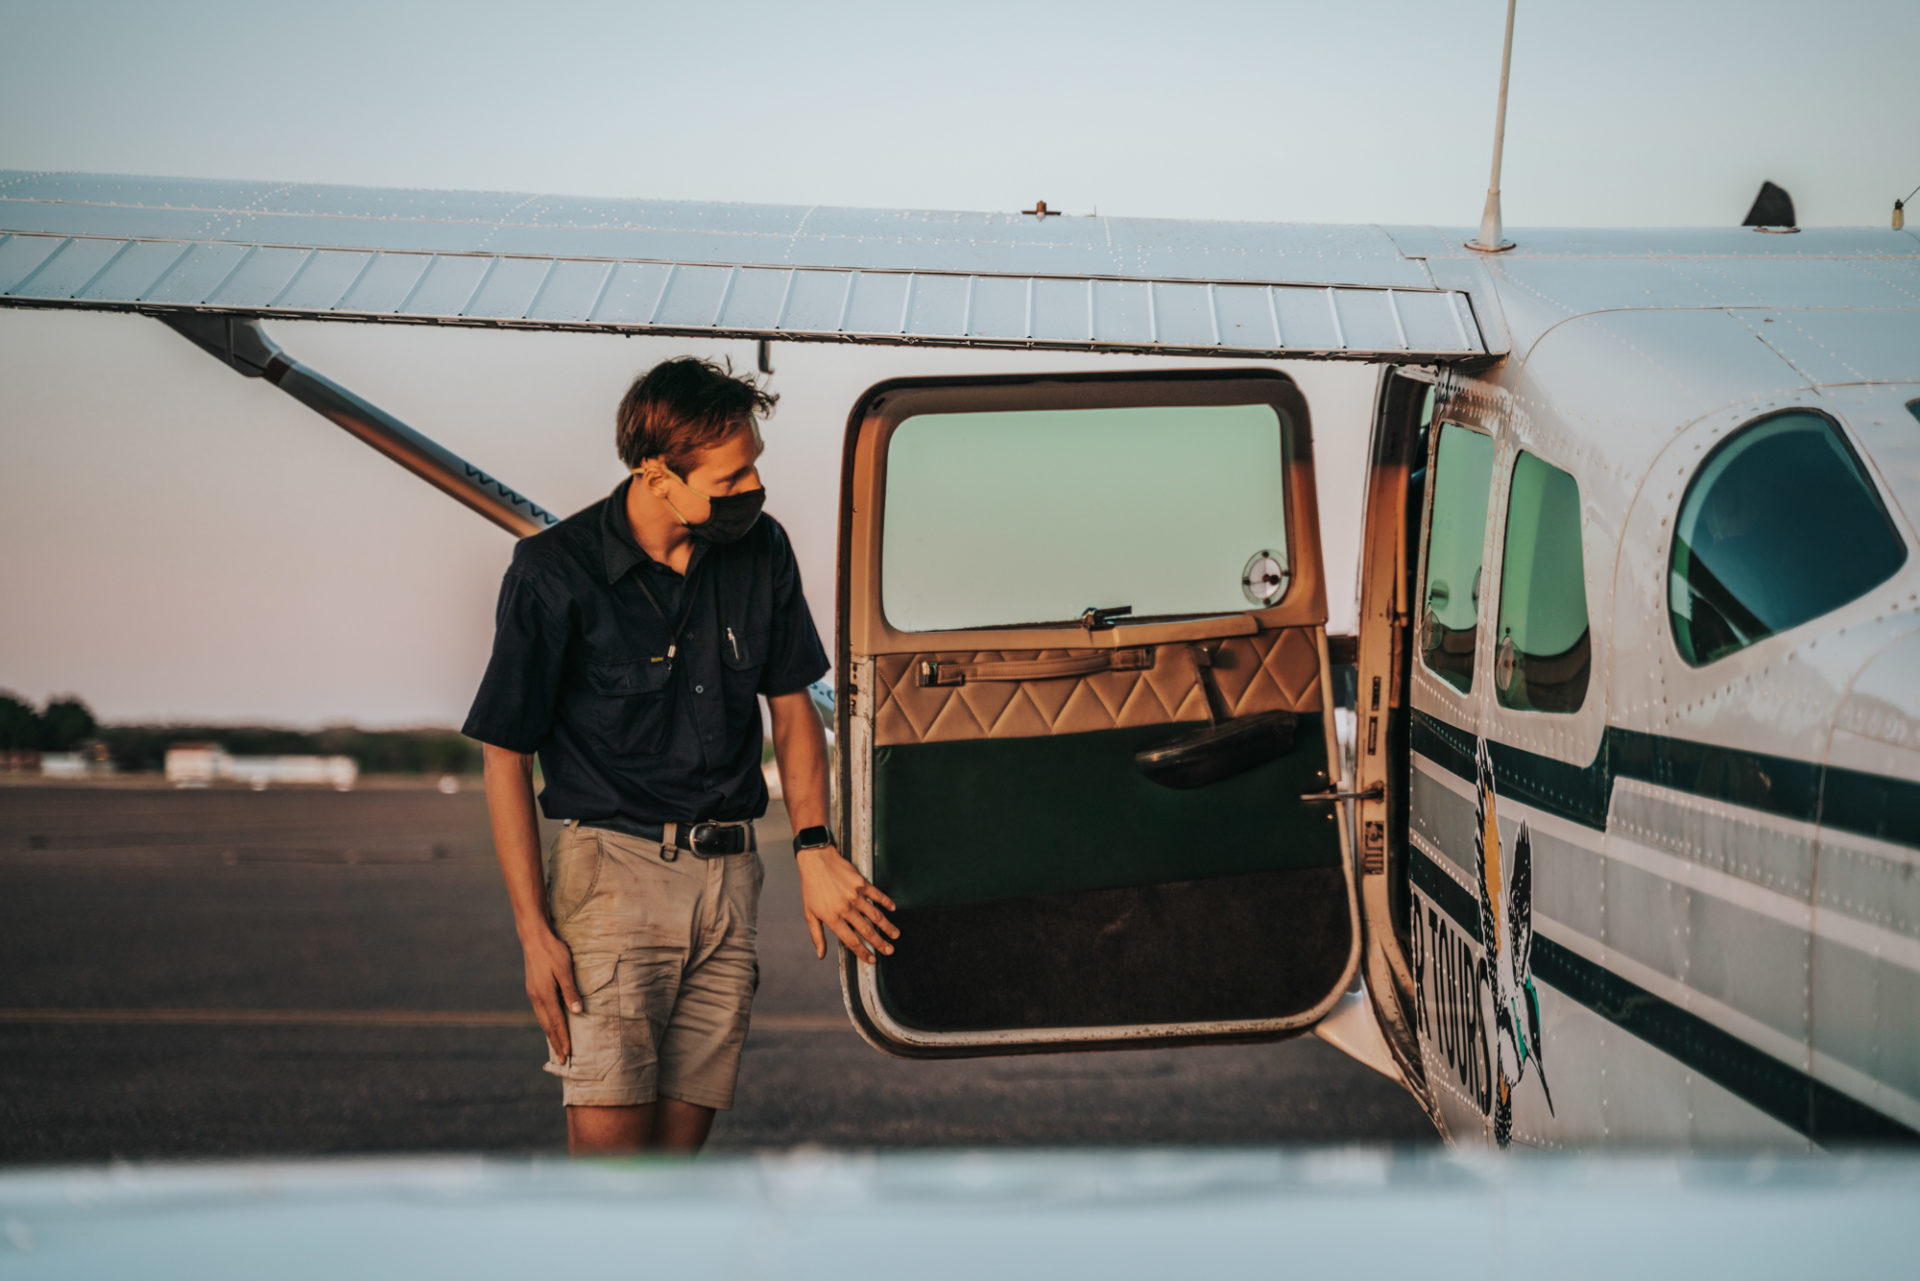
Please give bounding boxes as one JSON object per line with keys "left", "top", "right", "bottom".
{"left": 632, "top": 460, "right": 697, "bottom": 528}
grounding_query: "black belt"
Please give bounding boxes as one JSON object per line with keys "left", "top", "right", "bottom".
{"left": 581, "top": 814, "right": 756, "bottom": 860}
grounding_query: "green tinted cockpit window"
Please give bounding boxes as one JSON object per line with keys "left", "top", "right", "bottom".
{"left": 1669, "top": 410, "right": 1908, "bottom": 666}
{"left": 1420, "top": 423, "right": 1495, "bottom": 692}
{"left": 1496, "top": 452, "right": 1590, "bottom": 712}
{"left": 881, "top": 403, "right": 1289, "bottom": 632}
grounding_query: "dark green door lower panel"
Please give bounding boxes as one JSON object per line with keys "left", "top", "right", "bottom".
{"left": 876, "top": 865, "right": 1352, "bottom": 1032}
{"left": 872, "top": 717, "right": 1338, "bottom": 910}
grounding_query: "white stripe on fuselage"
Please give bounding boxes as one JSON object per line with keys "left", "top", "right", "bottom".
{"left": 1609, "top": 780, "right": 1920, "bottom": 973}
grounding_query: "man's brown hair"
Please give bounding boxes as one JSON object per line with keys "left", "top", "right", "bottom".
{"left": 615, "top": 356, "right": 778, "bottom": 473}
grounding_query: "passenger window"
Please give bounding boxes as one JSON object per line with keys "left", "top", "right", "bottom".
{"left": 1419, "top": 423, "right": 1494, "bottom": 692}
{"left": 881, "top": 403, "right": 1289, "bottom": 632}
{"left": 1670, "top": 410, "right": 1907, "bottom": 666}
{"left": 1495, "top": 452, "right": 1590, "bottom": 712}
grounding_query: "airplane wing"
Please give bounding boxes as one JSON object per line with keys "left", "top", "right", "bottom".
{"left": 0, "top": 171, "right": 1493, "bottom": 361}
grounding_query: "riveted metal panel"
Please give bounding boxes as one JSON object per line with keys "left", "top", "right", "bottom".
{"left": 397, "top": 255, "right": 490, "bottom": 316}
{"left": 0, "top": 171, "right": 1441, "bottom": 287}
{"left": 1091, "top": 279, "right": 1152, "bottom": 345}
{"left": 71, "top": 239, "right": 189, "bottom": 302}
{"left": 137, "top": 240, "right": 251, "bottom": 304}
{"left": 323, "top": 251, "right": 414, "bottom": 313}
{"left": 9, "top": 236, "right": 123, "bottom": 298}
{"left": 0, "top": 233, "right": 64, "bottom": 293}
{"left": 779, "top": 268, "right": 851, "bottom": 333}
{"left": 842, "top": 271, "right": 911, "bottom": 335}
{"left": 272, "top": 249, "right": 374, "bottom": 312}
{"left": 715, "top": 265, "right": 791, "bottom": 331}
{"left": 1029, "top": 277, "right": 1091, "bottom": 343}
{"left": 905, "top": 272, "right": 969, "bottom": 338}
{"left": 651, "top": 263, "right": 734, "bottom": 328}
{"left": 1270, "top": 286, "right": 1343, "bottom": 351}
{"left": 1396, "top": 288, "right": 1472, "bottom": 352}
{"left": 205, "top": 247, "right": 310, "bottom": 308}
{"left": 1736, "top": 308, "right": 1920, "bottom": 386}
{"left": 963, "top": 275, "right": 1029, "bottom": 339}
{"left": 463, "top": 255, "right": 553, "bottom": 320}
{"left": 1151, "top": 281, "right": 1214, "bottom": 347}
{"left": 1214, "top": 285, "right": 1279, "bottom": 349}
{"left": 524, "top": 258, "right": 613, "bottom": 324}
{"left": 591, "top": 261, "right": 673, "bottom": 324}
{"left": 1332, "top": 289, "right": 1404, "bottom": 353}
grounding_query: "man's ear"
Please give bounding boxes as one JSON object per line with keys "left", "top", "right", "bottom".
{"left": 635, "top": 458, "right": 673, "bottom": 496}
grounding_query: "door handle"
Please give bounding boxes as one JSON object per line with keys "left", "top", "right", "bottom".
{"left": 918, "top": 647, "right": 1155, "bottom": 687}
{"left": 1299, "top": 782, "right": 1385, "bottom": 804}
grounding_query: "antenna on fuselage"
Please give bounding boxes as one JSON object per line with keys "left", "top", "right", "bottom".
{"left": 1467, "top": 0, "right": 1519, "bottom": 253}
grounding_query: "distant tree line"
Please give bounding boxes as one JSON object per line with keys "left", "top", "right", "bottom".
{"left": 0, "top": 691, "right": 479, "bottom": 774}
{"left": 0, "top": 692, "right": 98, "bottom": 752}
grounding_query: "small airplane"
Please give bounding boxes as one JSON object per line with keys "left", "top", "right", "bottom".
{"left": 4, "top": 9, "right": 1915, "bottom": 1153}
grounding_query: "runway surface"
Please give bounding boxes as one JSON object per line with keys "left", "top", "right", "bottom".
{"left": 0, "top": 783, "right": 1437, "bottom": 1161}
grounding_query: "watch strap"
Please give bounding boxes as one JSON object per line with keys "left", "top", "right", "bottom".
{"left": 792, "top": 825, "right": 835, "bottom": 855}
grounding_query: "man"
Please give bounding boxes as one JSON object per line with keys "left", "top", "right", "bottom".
{"left": 463, "top": 356, "right": 898, "bottom": 1155}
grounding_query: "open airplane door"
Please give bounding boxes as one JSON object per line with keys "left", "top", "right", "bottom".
{"left": 836, "top": 369, "right": 1359, "bottom": 1055}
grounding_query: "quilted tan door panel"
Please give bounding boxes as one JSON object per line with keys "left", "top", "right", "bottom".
{"left": 874, "top": 628, "right": 1325, "bottom": 746}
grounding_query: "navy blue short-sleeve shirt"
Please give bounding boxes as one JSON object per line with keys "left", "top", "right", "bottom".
{"left": 462, "top": 478, "right": 829, "bottom": 824}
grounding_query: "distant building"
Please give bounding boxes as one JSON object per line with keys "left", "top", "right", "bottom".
{"left": 40, "top": 740, "right": 114, "bottom": 778}
{"left": 39, "top": 752, "right": 88, "bottom": 778}
{"left": 164, "top": 742, "right": 227, "bottom": 787}
{"left": 164, "top": 742, "right": 357, "bottom": 791}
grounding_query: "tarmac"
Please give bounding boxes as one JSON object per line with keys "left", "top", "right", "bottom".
{"left": 0, "top": 782, "right": 1438, "bottom": 1161}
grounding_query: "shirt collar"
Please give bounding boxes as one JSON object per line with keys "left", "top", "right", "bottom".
{"left": 600, "top": 476, "right": 705, "bottom": 584}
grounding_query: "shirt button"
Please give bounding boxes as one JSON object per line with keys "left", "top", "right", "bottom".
{"left": 695, "top": 684, "right": 705, "bottom": 693}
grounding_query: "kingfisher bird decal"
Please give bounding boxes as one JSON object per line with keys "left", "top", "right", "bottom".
{"left": 1474, "top": 738, "right": 1553, "bottom": 1147}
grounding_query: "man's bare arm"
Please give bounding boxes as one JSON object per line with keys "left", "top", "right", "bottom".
{"left": 481, "top": 743, "right": 582, "bottom": 1060}
{"left": 767, "top": 688, "right": 898, "bottom": 964}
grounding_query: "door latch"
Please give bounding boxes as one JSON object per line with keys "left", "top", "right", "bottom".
{"left": 1079, "top": 604, "right": 1133, "bottom": 630}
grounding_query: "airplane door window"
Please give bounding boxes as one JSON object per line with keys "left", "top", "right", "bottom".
{"left": 1419, "top": 424, "right": 1495, "bottom": 692}
{"left": 880, "top": 402, "right": 1289, "bottom": 632}
{"left": 1669, "top": 410, "right": 1907, "bottom": 666}
{"left": 1494, "top": 452, "right": 1591, "bottom": 712}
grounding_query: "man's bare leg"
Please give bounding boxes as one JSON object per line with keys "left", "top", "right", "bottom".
{"left": 566, "top": 1103, "right": 652, "bottom": 1154}
{"left": 649, "top": 1098, "right": 716, "bottom": 1153}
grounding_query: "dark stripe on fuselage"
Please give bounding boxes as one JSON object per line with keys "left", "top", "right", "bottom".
{"left": 1410, "top": 710, "right": 1920, "bottom": 849}
{"left": 1408, "top": 844, "right": 1918, "bottom": 1144}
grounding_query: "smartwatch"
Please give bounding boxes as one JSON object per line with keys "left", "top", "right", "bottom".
{"left": 792, "top": 825, "right": 835, "bottom": 856}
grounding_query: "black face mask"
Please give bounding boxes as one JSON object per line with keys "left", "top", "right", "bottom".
{"left": 643, "top": 464, "right": 766, "bottom": 544}
{"left": 686, "top": 486, "right": 766, "bottom": 544}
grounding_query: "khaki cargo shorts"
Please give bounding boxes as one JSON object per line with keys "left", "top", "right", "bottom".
{"left": 541, "top": 820, "right": 764, "bottom": 1110}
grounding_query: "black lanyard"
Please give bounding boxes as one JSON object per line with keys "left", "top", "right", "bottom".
{"left": 630, "top": 557, "right": 705, "bottom": 676}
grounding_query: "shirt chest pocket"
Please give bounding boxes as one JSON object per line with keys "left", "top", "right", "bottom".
{"left": 717, "top": 565, "right": 770, "bottom": 674}
{"left": 577, "top": 657, "right": 674, "bottom": 757}
{"left": 720, "top": 619, "right": 769, "bottom": 681}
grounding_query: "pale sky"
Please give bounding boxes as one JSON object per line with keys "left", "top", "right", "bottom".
{"left": 2, "top": 0, "right": 1914, "bottom": 726}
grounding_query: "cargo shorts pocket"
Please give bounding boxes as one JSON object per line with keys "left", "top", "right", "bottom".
{"left": 616, "top": 936, "right": 687, "bottom": 1029}
{"left": 546, "top": 827, "right": 605, "bottom": 928}
{"left": 542, "top": 950, "right": 622, "bottom": 1085}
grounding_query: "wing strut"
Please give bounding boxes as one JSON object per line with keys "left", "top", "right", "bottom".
{"left": 158, "top": 315, "right": 557, "bottom": 538}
